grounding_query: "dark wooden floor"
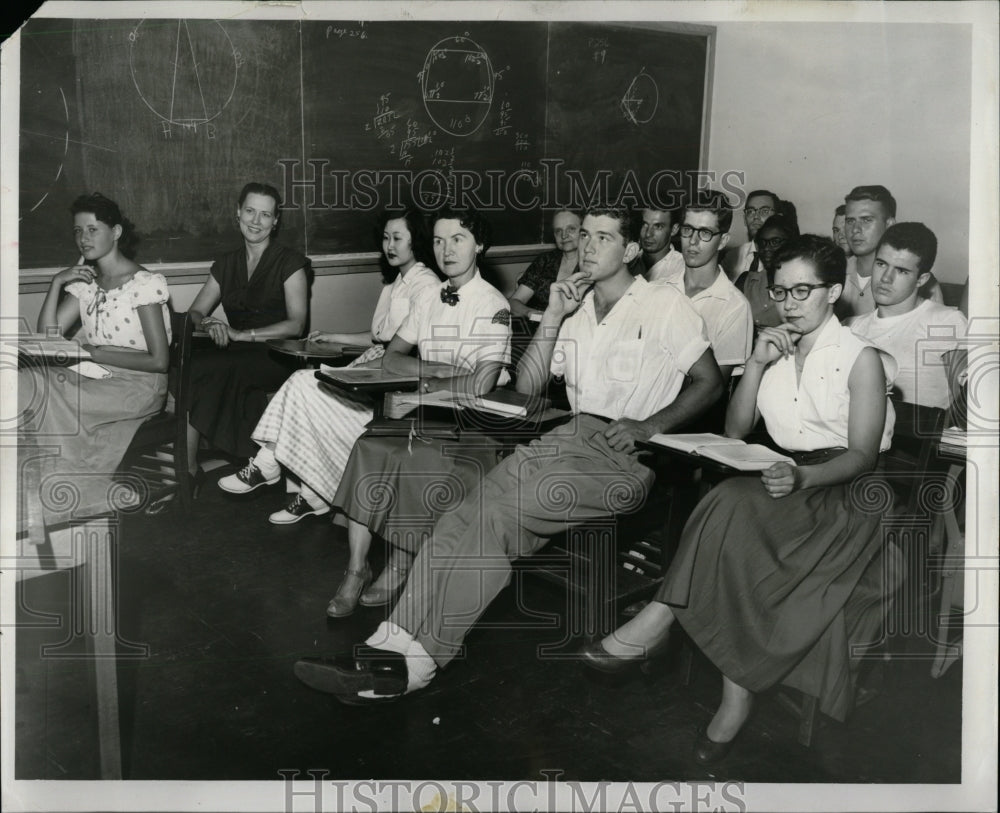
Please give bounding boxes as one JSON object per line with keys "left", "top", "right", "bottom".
{"left": 14, "top": 473, "right": 963, "bottom": 783}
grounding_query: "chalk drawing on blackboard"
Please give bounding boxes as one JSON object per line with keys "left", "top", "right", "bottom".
{"left": 20, "top": 86, "right": 70, "bottom": 218}
{"left": 128, "top": 20, "right": 239, "bottom": 131}
{"left": 420, "top": 36, "right": 494, "bottom": 137}
{"left": 620, "top": 69, "right": 659, "bottom": 126}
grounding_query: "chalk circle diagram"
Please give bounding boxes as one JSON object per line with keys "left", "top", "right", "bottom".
{"left": 19, "top": 86, "right": 70, "bottom": 219}
{"left": 620, "top": 68, "right": 659, "bottom": 125}
{"left": 128, "top": 19, "right": 239, "bottom": 127}
{"left": 421, "top": 35, "right": 494, "bottom": 137}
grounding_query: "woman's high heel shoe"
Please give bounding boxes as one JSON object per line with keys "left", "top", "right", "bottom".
{"left": 326, "top": 565, "right": 373, "bottom": 618}
{"left": 693, "top": 724, "right": 743, "bottom": 765}
{"left": 191, "top": 466, "right": 207, "bottom": 500}
{"left": 579, "top": 635, "right": 669, "bottom": 674}
{"left": 359, "top": 549, "right": 414, "bottom": 607}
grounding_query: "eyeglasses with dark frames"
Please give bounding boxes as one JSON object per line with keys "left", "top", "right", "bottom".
{"left": 680, "top": 224, "right": 724, "bottom": 241}
{"left": 767, "top": 283, "right": 830, "bottom": 302}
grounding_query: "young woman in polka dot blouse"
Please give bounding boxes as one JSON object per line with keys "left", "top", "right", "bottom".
{"left": 19, "top": 193, "right": 172, "bottom": 510}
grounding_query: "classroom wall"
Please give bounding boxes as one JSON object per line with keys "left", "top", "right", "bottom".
{"left": 706, "top": 22, "right": 971, "bottom": 284}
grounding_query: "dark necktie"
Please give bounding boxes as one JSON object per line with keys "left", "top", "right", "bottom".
{"left": 440, "top": 286, "right": 460, "bottom": 306}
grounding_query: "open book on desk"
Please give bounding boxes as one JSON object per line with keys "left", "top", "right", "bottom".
{"left": 6, "top": 334, "right": 91, "bottom": 360}
{"left": 646, "top": 433, "right": 795, "bottom": 472}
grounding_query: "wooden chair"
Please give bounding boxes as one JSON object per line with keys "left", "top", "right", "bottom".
{"left": 118, "top": 310, "right": 196, "bottom": 513}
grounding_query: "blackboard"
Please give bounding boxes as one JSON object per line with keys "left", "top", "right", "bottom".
{"left": 18, "top": 18, "right": 712, "bottom": 269}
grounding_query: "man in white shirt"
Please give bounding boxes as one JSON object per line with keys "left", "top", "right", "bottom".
{"left": 294, "top": 206, "right": 725, "bottom": 703}
{"left": 653, "top": 191, "right": 753, "bottom": 383}
{"left": 838, "top": 185, "right": 943, "bottom": 320}
{"left": 722, "top": 189, "right": 779, "bottom": 281}
{"left": 639, "top": 206, "right": 685, "bottom": 283}
{"left": 849, "top": 222, "right": 967, "bottom": 410}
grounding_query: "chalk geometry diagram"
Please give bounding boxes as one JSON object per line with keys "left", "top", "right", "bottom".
{"left": 128, "top": 19, "right": 239, "bottom": 129}
{"left": 421, "top": 35, "right": 494, "bottom": 137}
{"left": 620, "top": 68, "right": 659, "bottom": 125}
{"left": 20, "top": 86, "right": 70, "bottom": 218}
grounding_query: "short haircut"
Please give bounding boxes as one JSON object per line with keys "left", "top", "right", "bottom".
{"left": 845, "top": 185, "right": 897, "bottom": 219}
{"left": 584, "top": 206, "right": 640, "bottom": 244}
{"left": 683, "top": 189, "right": 734, "bottom": 233}
{"left": 746, "top": 189, "right": 780, "bottom": 208}
{"left": 642, "top": 204, "right": 680, "bottom": 230}
{"left": 238, "top": 181, "right": 282, "bottom": 210}
{"left": 238, "top": 182, "right": 283, "bottom": 234}
{"left": 834, "top": 204, "right": 846, "bottom": 216}
{"left": 431, "top": 205, "right": 492, "bottom": 255}
{"left": 773, "top": 234, "right": 847, "bottom": 287}
{"left": 375, "top": 208, "right": 437, "bottom": 283}
{"left": 70, "top": 192, "right": 138, "bottom": 259}
{"left": 877, "top": 222, "right": 938, "bottom": 274}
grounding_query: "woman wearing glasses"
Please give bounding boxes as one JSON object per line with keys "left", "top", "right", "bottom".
{"left": 581, "top": 235, "right": 895, "bottom": 763}
{"left": 736, "top": 213, "right": 799, "bottom": 331}
{"left": 21, "top": 192, "right": 171, "bottom": 508}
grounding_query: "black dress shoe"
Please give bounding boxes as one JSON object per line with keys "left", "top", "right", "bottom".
{"left": 294, "top": 645, "right": 408, "bottom": 697}
{"left": 693, "top": 725, "right": 740, "bottom": 765}
{"left": 579, "top": 637, "right": 667, "bottom": 674}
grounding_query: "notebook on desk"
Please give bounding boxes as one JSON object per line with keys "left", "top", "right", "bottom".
{"left": 6, "top": 334, "right": 92, "bottom": 360}
{"left": 315, "top": 368, "right": 421, "bottom": 387}
{"left": 473, "top": 389, "right": 550, "bottom": 418}
{"left": 646, "top": 433, "right": 795, "bottom": 472}
{"left": 268, "top": 339, "right": 370, "bottom": 357}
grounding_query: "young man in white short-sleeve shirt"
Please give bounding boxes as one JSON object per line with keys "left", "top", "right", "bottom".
{"left": 651, "top": 192, "right": 753, "bottom": 383}
{"left": 850, "top": 222, "right": 967, "bottom": 410}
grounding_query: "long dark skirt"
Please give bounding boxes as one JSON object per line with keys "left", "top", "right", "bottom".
{"left": 187, "top": 342, "right": 296, "bottom": 457}
{"left": 658, "top": 473, "right": 884, "bottom": 721}
{"left": 332, "top": 433, "right": 502, "bottom": 555}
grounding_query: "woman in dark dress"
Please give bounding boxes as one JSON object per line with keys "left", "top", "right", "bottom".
{"left": 185, "top": 182, "right": 309, "bottom": 476}
{"left": 507, "top": 209, "right": 581, "bottom": 316}
{"left": 581, "top": 235, "right": 894, "bottom": 763}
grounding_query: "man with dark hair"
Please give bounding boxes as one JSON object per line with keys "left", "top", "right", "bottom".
{"left": 639, "top": 205, "right": 685, "bottom": 283}
{"left": 722, "top": 188, "right": 779, "bottom": 280}
{"left": 294, "top": 206, "right": 725, "bottom": 703}
{"left": 832, "top": 204, "right": 852, "bottom": 256}
{"left": 839, "top": 185, "right": 943, "bottom": 319}
{"left": 653, "top": 191, "right": 753, "bottom": 383}
{"left": 850, "top": 222, "right": 966, "bottom": 409}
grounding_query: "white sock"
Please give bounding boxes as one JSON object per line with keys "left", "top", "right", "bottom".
{"left": 298, "top": 482, "right": 327, "bottom": 511}
{"left": 403, "top": 638, "right": 436, "bottom": 693}
{"left": 365, "top": 621, "right": 413, "bottom": 655}
{"left": 357, "top": 631, "right": 435, "bottom": 699}
{"left": 252, "top": 444, "right": 280, "bottom": 479}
